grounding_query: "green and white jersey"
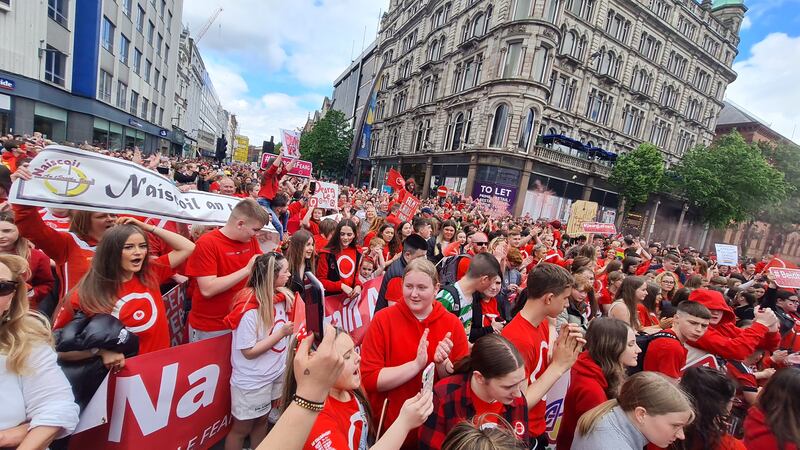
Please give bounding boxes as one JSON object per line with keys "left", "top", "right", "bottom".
{"left": 436, "top": 283, "right": 472, "bottom": 334}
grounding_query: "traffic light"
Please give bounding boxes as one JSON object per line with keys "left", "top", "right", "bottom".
{"left": 215, "top": 134, "right": 227, "bottom": 161}
{"left": 263, "top": 136, "right": 275, "bottom": 154}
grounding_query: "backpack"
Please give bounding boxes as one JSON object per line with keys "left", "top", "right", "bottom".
{"left": 439, "top": 283, "right": 464, "bottom": 317}
{"left": 628, "top": 331, "right": 680, "bottom": 375}
{"left": 437, "top": 254, "right": 470, "bottom": 286}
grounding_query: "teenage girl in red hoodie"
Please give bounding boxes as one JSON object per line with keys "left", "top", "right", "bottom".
{"left": 360, "top": 258, "right": 469, "bottom": 449}
{"left": 556, "top": 318, "right": 641, "bottom": 450}
{"left": 744, "top": 367, "right": 800, "bottom": 450}
{"left": 317, "top": 219, "right": 362, "bottom": 298}
{"left": 677, "top": 366, "right": 744, "bottom": 450}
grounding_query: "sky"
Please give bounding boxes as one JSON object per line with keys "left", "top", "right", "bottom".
{"left": 184, "top": 0, "right": 800, "bottom": 146}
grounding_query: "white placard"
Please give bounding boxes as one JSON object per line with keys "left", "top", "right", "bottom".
{"left": 714, "top": 244, "right": 739, "bottom": 266}
{"left": 312, "top": 181, "right": 339, "bottom": 210}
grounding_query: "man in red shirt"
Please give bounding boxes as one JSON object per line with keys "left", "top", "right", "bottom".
{"left": 643, "top": 301, "right": 711, "bottom": 381}
{"left": 502, "top": 263, "right": 584, "bottom": 448}
{"left": 185, "top": 199, "right": 271, "bottom": 342}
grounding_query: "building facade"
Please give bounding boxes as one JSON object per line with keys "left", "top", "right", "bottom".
{"left": 0, "top": 0, "right": 183, "bottom": 153}
{"left": 173, "top": 27, "right": 230, "bottom": 158}
{"left": 368, "top": 0, "right": 744, "bottom": 220}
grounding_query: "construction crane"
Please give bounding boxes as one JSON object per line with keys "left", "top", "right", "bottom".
{"left": 195, "top": 7, "right": 222, "bottom": 43}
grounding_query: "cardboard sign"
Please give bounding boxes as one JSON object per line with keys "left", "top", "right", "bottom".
{"left": 396, "top": 194, "right": 421, "bottom": 222}
{"left": 260, "top": 154, "right": 313, "bottom": 178}
{"left": 769, "top": 267, "right": 800, "bottom": 289}
{"left": 714, "top": 244, "right": 739, "bottom": 266}
{"left": 313, "top": 181, "right": 339, "bottom": 210}
{"left": 566, "top": 200, "right": 599, "bottom": 237}
{"left": 69, "top": 334, "right": 233, "bottom": 450}
{"left": 323, "top": 276, "right": 383, "bottom": 348}
{"left": 582, "top": 222, "right": 617, "bottom": 235}
{"left": 281, "top": 128, "right": 301, "bottom": 159}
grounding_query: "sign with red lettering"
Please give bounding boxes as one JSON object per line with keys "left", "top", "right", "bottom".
{"left": 281, "top": 128, "right": 301, "bottom": 159}
{"left": 69, "top": 334, "right": 233, "bottom": 450}
{"left": 162, "top": 283, "right": 188, "bottom": 346}
{"left": 323, "top": 276, "right": 383, "bottom": 348}
{"left": 313, "top": 181, "right": 339, "bottom": 210}
{"left": 287, "top": 160, "right": 313, "bottom": 178}
{"left": 396, "top": 194, "right": 421, "bottom": 222}
{"left": 581, "top": 222, "right": 617, "bottom": 235}
{"left": 770, "top": 267, "right": 800, "bottom": 289}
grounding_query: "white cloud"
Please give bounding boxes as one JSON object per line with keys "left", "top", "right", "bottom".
{"left": 740, "top": 15, "right": 752, "bottom": 30}
{"left": 727, "top": 33, "right": 800, "bottom": 144}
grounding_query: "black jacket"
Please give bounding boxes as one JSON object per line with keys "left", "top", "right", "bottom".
{"left": 55, "top": 312, "right": 139, "bottom": 410}
{"left": 374, "top": 255, "right": 408, "bottom": 312}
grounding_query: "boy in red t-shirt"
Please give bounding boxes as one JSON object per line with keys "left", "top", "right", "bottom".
{"left": 185, "top": 199, "right": 271, "bottom": 342}
{"left": 643, "top": 301, "right": 711, "bottom": 381}
{"left": 501, "top": 263, "right": 584, "bottom": 448}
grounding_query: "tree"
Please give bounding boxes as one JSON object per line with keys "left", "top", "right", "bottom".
{"left": 608, "top": 143, "right": 665, "bottom": 228}
{"left": 751, "top": 140, "right": 800, "bottom": 253}
{"left": 299, "top": 110, "right": 353, "bottom": 180}
{"left": 671, "top": 131, "right": 789, "bottom": 228}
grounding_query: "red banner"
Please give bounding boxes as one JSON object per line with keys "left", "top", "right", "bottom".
{"left": 397, "top": 194, "right": 420, "bottom": 223}
{"left": 581, "top": 222, "right": 617, "bottom": 235}
{"left": 770, "top": 267, "right": 800, "bottom": 289}
{"left": 324, "top": 276, "right": 383, "bottom": 347}
{"left": 69, "top": 335, "right": 233, "bottom": 450}
{"left": 162, "top": 283, "right": 188, "bottom": 346}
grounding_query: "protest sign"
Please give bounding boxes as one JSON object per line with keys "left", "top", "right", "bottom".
{"left": 10, "top": 146, "right": 277, "bottom": 230}
{"left": 313, "top": 181, "right": 339, "bottom": 209}
{"left": 323, "top": 276, "right": 383, "bottom": 348}
{"left": 545, "top": 372, "right": 570, "bottom": 446}
{"left": 259, "top": 153, "right": 313, "bottom": 178}
{"left": 769, "top": 267, "right": 800, "bottom": 289}
{"left": 714, "top": 244, "right": 739, "bottom": 266}
{"left": 566, "top": 200, "right": 599, "bottom": 237}
{"left": 233, "top": 135, "right": 249, "bottom": 163}
{"left": 162, "top": 283, "right": 188, "bottom": 346}
{"left": 281, "top": 129, "right": 301, "bottom": 159}
{"left": 69, "top": 334, "right": 233, "bottom": 450}
{"left": 396, "top": 194, "right": 421, "bottom": 222}
{"left": 582, "top": 222, "right": 617, "bottom": 235}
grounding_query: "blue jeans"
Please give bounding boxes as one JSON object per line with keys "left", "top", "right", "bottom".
{"left": 257, "top": 197, "right": 285, "bottom": 240}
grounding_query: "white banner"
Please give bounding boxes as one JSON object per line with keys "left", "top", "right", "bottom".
{"left": 313, "top": 181, "right": 339, "bottom": 210}
{"left": 714, "top": 244, "right": 739, "bottom": 266}
{"left": 10, "top": 145, "right": 275, "bottom": 229}
{"left": 280, "top": 128, "right": 301, "bottom": 159}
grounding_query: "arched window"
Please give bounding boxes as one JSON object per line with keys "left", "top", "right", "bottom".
{"left": 513, "top": 0, "right": 533, "bottom": 20}
{"left": 561, "top": 29, "right": 575, "bottom": 55}
{"left": 428, "top": 40, "right": 439, "bottom": 61}
{"left": 545, "top": 0, "right": 559, "bottom": 23}
{"left": 548, "top": 127, "right": 557, "bottom": 135}
{"left": 414, "top": 121, "right": 425, "bottom": 152}
{"left": 484, "top": 6, "right": 493, "bottom": 34}
{"left": 472, "top": 13, "right": 485, "bottom": 37}
{"left": 451, "top": 113, "right": 465, "bottom": 150}
{"left": 489, "top": 104, "right": 510, "bottom": 148}
{"left": 518, "top": 108, "right": 536, "bottom": 150}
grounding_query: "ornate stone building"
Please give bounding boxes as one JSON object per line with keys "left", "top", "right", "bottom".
{"left": 367, "top": 0, "right": 745, "bottom": 218}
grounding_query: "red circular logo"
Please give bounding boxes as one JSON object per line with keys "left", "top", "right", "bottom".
{"left": 337, "top": 255, "right": 356, "bottom": 279}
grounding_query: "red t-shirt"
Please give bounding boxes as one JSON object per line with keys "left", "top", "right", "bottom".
{"left": 304, "top": 395, "right": 368, "bottom": 450}
{"left": 502, "top": 315, "right": 550, "bottom": 436}
{"left": 469, "top": 381, "right": 504, "bottom": 421}
{"left": 185, "top": 229, "right": 261, "bottom": 331}
{"left": 643, "top": 329, "right": 686, "bottom": 379}
{"left": 60, "top": 254, "right": 174, "bottom": 354}
{"left": 480, "top": 297, "right": 500, "bottom": 327}
{"left": 597, "top": 288, "right": 614, "bottom": 306}
{"left": 637, "top": 303, "right": 659, "bottom": 328}
{"left": 39, "top": 208, "right": 71, "bottom": 231}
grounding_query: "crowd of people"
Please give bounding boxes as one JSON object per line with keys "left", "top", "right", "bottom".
{"left": 0, "top": 132, "right": 799, "bottom": 450}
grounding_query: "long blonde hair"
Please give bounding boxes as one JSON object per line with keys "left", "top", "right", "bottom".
{"left": 236, "top": 253, "right": 294, "bottom": 332}
{"left": 577, "top": 371, "right": 694, "bottom": 436}
{"left": 0, "top": 211, "right": 31, "bottom": 261}
{"left": 0, "top": 255, "right": 52, "bottom": 374}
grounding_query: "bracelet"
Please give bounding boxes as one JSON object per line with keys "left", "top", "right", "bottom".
{"left": 293, "top": 395, "right": 325, "bottom": 412}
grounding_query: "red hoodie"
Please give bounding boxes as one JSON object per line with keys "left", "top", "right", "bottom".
{"left": 360, "top": 298, "right": 469, "bottom": 449}
{"left": 556, "top": 351, "right": 609, "bottom": 450}
{"left": 687, "top": 289, "right": 780, "bottom": 361}
{"left": 744, "top": 405, "right": 798, "bottom": 450}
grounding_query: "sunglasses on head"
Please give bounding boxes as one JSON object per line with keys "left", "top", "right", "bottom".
{"left": 0, "top": 280, "right": 18, "bottom": 296}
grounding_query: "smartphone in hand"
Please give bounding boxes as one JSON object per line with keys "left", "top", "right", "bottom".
{"left": 422, "top": 362, "right": 435, "bottom": 392}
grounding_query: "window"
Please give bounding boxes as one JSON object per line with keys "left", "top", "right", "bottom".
{"left": 545, "top": 0, "right": 560, "bottom": 23}
{"left": 431, "top": 3, "right": 451, "bottom": 28}
{"left": 98, "top": 70, "right": 113, "bottom": 102}
{"left": 675, "top": 130, "right": 695, "bottom": 156}
{"left": 650, "top": 117, "right": 671, "bottom": 147}
{"left": 677, "top": 16, "right": 696, "bottom": 40}
{"left": 154, "top": 68, "right": 161, "bottom": 92}
{"left": 164, "top": 45, "right": 170, "bottom": 64}
{"left": 398, "top": 59, "right": 412, "bottom": 79}
{"left": 412, "top": 119, "right": 432, "bottom": 153}
{"left": 639, "top": 32, "right": 662, "bottom": 63}
{"left": 141, "top": 97, "right": 149, "bottom": 119}
{"left": 703, "top": 35, "right": 719, "bottom": 57}
{"left": 48, "top": 0, "right": 67, "bottom": 26}
{"left": 159, "top": 107, "right": 164, "bottom": 126}
{"left": 44, "top": 46, "right": 66, "bottom": 86}
{"left": 630, "top": 67, "right": 652, "bottom": 95}
{"left": 157, "top": 33, "right": 163, "bottom": 55}
{"left": 167, "top": 11, "right": 173, "bottom": 32}
{"left": 119, "top": 34, "right": 130, "bottom": 65}
{"left": 122, "top": 0, "right": 132, "bottom": 17}
{"left": 567, "top": 0, "right": 594, "bottom": 21}
{"left": 136, "top": 5, "right": 145, "bottom": 32}
{"left": 650, "top": 0, "right": 671, "bottom": 20}
{"left": 150, "top": 102, "right": 157, "bottom": 123}
{"left": 549, "top": 72, "right": 576, "bottom": 110}
{"left": 666, "top": 51, "right": 688, "bottom": 78}
{"left": 392, "top": 90, "right": 408, "bottom": 114}
{"left": 693, "top": 69, "right": 711, "bottom": 93}
{"left": 585, "top": 88, "right": 614, "bottom": 125}
{"left": 133, "top": 49, "right": 142, "bottom": 73}
{"left": 453, "top": 54, "right": 483, "bottom": 92}
{"left": 685, "top": 98, "right": 702, "bottom": 121}
{"left": 531, "top": 46, "right": 550, "bottom": 82}
{"left": 595, "top": 48, "right": 621, "bottom": 79}
{"left": 116, "top": 81, "right": 127, "bottom": 109}
{"left": 388, "top": 129, "right": 399, "bottom": 154}
{"left": 130, "top": 90, "right": 139, "bottom": 115}
{"left": 659, "top": 84, "right": 679, "bottom": 109}
{"left": 518, "top": 108, "right": 536, "bottom": 151}
{"left": 513, "top": 0, "right": 532, "bottom": 20}
{"left": 503, "top": 42, "right": 523, "bottom": 77}
{"left": 420, "top": 75, "right": 439, "bottom": 103}
{"left": 489, "top": 104, "right": 510, "bottom": 148}
{"left": 148, "top": 21, "right": 155, "bottom": 45}
{"left": 622, "top": 105, "right": 644, "bottom": 137}
{"left": 102, "top": 17, "right": 115, "bottom": 53}
{"left": 605, "top": 10, "right": 631, "bottom": 43}
{"left": 144, "top": 59, "right": 151, "bottom": 83}
{"left": 160, "top": 0, "right": 165, "bottom": 17}
{"left": 470, "top": 7, "right": 491, "bottom": 37}
{"left": 450, "top": 113, "right": 464, "bottom": 150}
{"left": 162, "top": 76, "right": 167, "bottom": 93}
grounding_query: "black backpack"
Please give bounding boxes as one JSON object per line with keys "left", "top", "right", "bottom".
{"left": 437, "top": 254, "right": 470, "bottom": 286}
{"left": 439, "top": 283, "right": 464, "bottom": 316}
{"left": 628, "top": 331, "right": 680, "bottom": 375}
